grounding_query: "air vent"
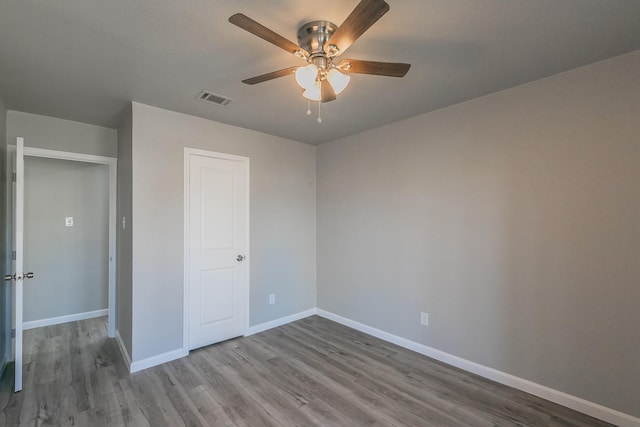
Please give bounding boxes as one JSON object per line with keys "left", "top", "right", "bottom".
{"left": 196, "top": 90, "right": 234, "bottom": 106}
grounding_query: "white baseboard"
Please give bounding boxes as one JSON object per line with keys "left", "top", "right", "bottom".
{"left": 121, "top": 308, "right": 317, "bottom": 374}
{"left": 316, "top": 309, "right": 640, "bottom": 427}
{"left": 23, "top": 309, "right": 108, "bottom": 330}
{"left": 245, "top": 308, "right": 317, "bottom": 336}
{"left": 115, "top": 329, "right": 132, "bottom": 371}
{"left": 130, "top": 347, "right": 188, "bottom": 373}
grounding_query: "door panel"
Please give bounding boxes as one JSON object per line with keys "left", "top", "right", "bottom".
{"left": 200, "top": 268, "right": 234, "bottom": 323}
{"left": 188, "top": 153, "right": 247, "bottom": 350}
{"left": 13, "top": 137, "right": 24, "bottom": 392}
{"left": 201, "top": 170, "right": 234, "bottom": 250}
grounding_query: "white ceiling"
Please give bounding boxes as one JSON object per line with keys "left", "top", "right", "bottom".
{"left": 1, "top": 1, "right": 639, "bottom": 145}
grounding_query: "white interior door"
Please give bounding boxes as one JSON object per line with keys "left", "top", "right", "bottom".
{"left": 11, "top": 137, "right": 27, "bottom": 392}
{"left": 187, "top": 151, "right": 248, "bottom": 350}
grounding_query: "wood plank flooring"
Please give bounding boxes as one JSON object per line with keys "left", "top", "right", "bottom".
{"left": 0, "top": 315, "right": 613, "bottom": 426}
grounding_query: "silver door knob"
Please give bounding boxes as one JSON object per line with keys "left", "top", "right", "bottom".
{"left": 236, "top": 255, "right": 245, "bottom": 262}
{"left": 3, "top": 273, "right": 33, "bottom": 281}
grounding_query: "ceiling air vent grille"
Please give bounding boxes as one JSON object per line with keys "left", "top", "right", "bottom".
{"left": 196, "top": 90, "right": 234, "bottom": 106}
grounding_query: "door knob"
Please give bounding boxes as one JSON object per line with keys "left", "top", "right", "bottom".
{"left": 236, "top": 255, "right": 245, "bottom": 262}
{"left": 3, "top": 272, "right": 34, "bottom": 281}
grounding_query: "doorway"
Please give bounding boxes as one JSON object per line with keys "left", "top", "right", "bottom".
{"left": 7, "top": 141, "right": 116, "bottom": 391}
{"left": 23, "top": 156, "right": 109, "bottom": 329}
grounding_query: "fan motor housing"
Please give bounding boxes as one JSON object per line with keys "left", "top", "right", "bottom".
{"left": 297, "top": 20, "right": 338, "bottom": 55}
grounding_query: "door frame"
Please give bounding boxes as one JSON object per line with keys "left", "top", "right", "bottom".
{"left": 8, "top": 145, "right": 118, "bottom": 338}
{"left": 183, "top": 148, "right": 250, "bottom": 353}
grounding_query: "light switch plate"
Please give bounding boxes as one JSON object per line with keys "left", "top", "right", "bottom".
{"left": 65, "top": 217, "right": 74, "bottom": 227}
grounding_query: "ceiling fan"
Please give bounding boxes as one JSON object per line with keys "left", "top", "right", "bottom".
{"left": 229, "top": 0, "right": 411, "bottom": 107}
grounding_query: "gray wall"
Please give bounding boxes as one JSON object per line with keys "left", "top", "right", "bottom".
{"left": 130, "top": 102, "right": 317, "bottom": 361}
{"left": 116, "top": 104, "right": 133, "bottom": 357}
{"left": 24, "top": 157, "right": 109, "bottom": 322}
{"left": 317, "top": 50, "right": 640, "bottom": 417}
{"left": 7, "top": 111, "right": 116, "bottom": 157}
{"left": 0, "top": 97, "right": 9, "bottom": 369}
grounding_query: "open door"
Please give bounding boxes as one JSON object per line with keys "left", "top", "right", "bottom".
{"left": 3, "top": 137, "right": 33, "bottom": 392}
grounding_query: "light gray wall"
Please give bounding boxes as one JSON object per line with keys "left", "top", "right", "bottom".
{"left": 116, "top": 105, "right": 133, "bottom": 357}
{"left": 23, "top": 157, "right": 109, "bottom": 321}
{"left": 130, "top": 102, "right": 317, "bottom": 361}
{"left": 0, "top": 97, "right": 9, "bottom": 368}
{"left": 7, "top": 111, "right": 116, "bottom": 157}
{"left": 317, "top": 50, "right": 640, "bottom": 417}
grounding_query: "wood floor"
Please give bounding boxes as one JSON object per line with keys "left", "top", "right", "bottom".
{"left": 0, "top": 316, "right": 612, "bottom": 427}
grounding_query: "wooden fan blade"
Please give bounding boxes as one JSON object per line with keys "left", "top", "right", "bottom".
{"left": 241, "top": 66, "right": 299, "bottom": 85}
{"left": 325, "top": 0, "right": 390, "bottom": 56}
{"left": 337, "top": 59, "right": 411, "bottom": 77}
{"left": 229, "top": 13, "right": 306, "bottom": 56}
{"left": 321, "top": 80, "right": 337, "bottom": 103}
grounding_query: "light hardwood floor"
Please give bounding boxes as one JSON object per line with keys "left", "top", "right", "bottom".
{"left": 0, "top": 315, "right": 613, "bottom": 426}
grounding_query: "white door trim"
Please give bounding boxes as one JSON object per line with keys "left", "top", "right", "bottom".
{"left": 183, "top": 148, "right": 250, "bottom": 353}
{"left": 19, "top": 146, "right": 118, "bottom": 338}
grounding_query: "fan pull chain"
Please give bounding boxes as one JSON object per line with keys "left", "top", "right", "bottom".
{"left": 306, "top": 99, "right": 311, "bottom": 116}
{"left": 317, "top": 101, "right": 322, "bottom": 124}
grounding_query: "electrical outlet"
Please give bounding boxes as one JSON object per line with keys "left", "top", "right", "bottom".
{"left": 269, "top": 294, "right": 275, "bottom": 305}
{"left": 420, "top": 312, "right": 429, "bottom": 326}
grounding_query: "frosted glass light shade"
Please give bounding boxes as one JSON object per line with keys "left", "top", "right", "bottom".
{"left": 295, "top": 64, "right": 318, "bottom": 90}
{"left": 327, "top": 68, "right": 350, "bottom": 94}
{"left": 302, "top": 81, "right": 321, "bottom": 101}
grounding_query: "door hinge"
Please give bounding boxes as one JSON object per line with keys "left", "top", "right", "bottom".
{"left": 11, "top": 172, "right": 16, "bottom": 183}
{"left": 12, "top": 251, "right": 16, "bottom": 261}
{"left": 11, "top": 328, "right": 15, "bottom": 339}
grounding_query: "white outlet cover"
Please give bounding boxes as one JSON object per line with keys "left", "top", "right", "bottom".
{"left": 269, "top": 294, "right": 275, "bottom": 304}
{"left": 65, "top": 217, "right": 74, "bottom": 227}
{"left": 420, "top": 312, "right": 429, "bottom": 326}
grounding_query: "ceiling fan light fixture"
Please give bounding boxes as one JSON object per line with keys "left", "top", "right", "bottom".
{"left": 327, "top": 68, "right": 350, "bottom": 94}
{"left": 302, "top": 81, "right": 322, "bottom": 101}
{"left": 230, "top": 0, "right": 411, "bottom": 118}
{"left": 295, "top": 64, "right": 318, "bottom": 90}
